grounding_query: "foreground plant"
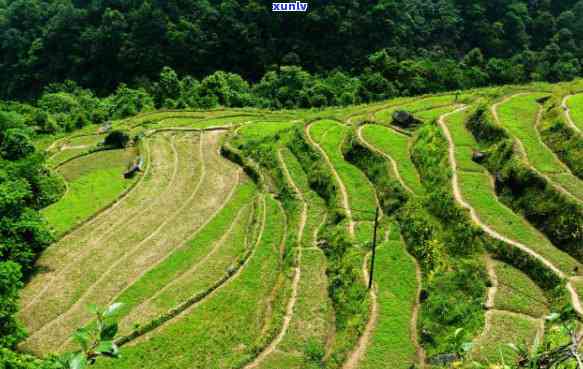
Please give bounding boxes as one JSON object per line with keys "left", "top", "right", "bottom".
{"left": 472, "top": 308, "right": 583, "bottom": 369}
{"left": 55, "top": 304, "right": 123, "bottom": 369}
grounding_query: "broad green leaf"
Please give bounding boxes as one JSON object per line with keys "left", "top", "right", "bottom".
{"left": 72, "top": 329, "right": 91, "bottom": 351}
{"left": 100, "top": 322, "right": 118, "bottom": 341}
{"left": 69, "top": 353, "right": 87, "bottom": 369}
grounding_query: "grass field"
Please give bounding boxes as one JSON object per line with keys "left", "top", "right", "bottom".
{"left": 20, "top": 85, "right": 583, "bottom": 369}
{"left": 112, "top": 181, "right": 257, "bottom": 335}
{"left": 22, "top": 131, "right": 245, "bottom": 354}
{"left": 470, "top": 311, "right": 542, "bottom": 364}
{"left": 93, "top": 196, "right": 287, "bottom": 369}
{"left": 237, "top": 121, "right": 296, "bottom": 141}
{"left": 309, "top": 120, "right": 377, "bottom": 221}
{"left": 360, "top": 124, "right": 424, "bottom": 195}
{"left": 566, "top": 93, "right": 583, "bottom": 131}
{"left": 42, "top": 148, "right": 137, "bottom": 236}
{"left": 492, "top": 260, "right": 549, "bottom": 318}
{"left": 360, "top": 224, "right": 418, "bottom": 369}
{"left": 374, "top": 95, "right": 457, "bottom": 122}
{"left": 495, "top": 93, "right": 583, "bottom": 200}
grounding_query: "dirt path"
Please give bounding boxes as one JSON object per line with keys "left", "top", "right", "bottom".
{"left": 561, "top": 95, "right": 582, "bottom": 134}
{"left": 492, "top": 94, "right": 582, "bottom": 204}
{"left": 342, "top": 253, "right": 379, "bottom": 369}
{"left": 484, "top": 256, "right": 498, "bottom": 310}
{"left": 409, "top": 242, "right": 426, "bottom": 368}
{"left": 357, "top": 125, "right": 415, "bottom": 194}
{"left": 438, "top": 108, "right": 583, "bottom": 316}
{"left": 305, "top": 123, "right": 355, "bottom": 238}
{"left": 243, "top": 151, "right": 308, "bottom": 368}
{"left": 357, "top": 124, "right": 425, "bottom": 367}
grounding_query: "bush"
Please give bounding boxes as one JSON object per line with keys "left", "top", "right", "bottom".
{"left": 104, "top": 130, "right": 131, "bottom": 148}
{"left": 0, "top": 129, "right": 35, "bottom": 160}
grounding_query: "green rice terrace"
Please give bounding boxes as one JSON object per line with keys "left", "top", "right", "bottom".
{"left": 20, "top": 81, "right": 583, "bottom": 369}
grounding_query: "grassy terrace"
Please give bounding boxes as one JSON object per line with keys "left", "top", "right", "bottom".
{"left": 373, "top": 95, "right": 457, "bottom": 122}
{"left": 23, "top": 131, "right": 248, "bottom": 355}
{"left": 566, "top": 93, "right": 583, "bottom": 131}
{"left": 309, "top": 119, "right": 377, "bottom": 221}
{"left": 238, "top": 121, "right": 297, "bottom": 140}
{"left": 470, "top": 312, "right": 541, "bottom": 364}
{"left": 23, "top": 133, "right": 203, "bottom": 353}
{"left": 444, "top": 109, "right": 582, "bottom": 274}
{"left": 492, "top": 260, "right": 548, "bottom": 318}
{"left": 111, "top": 181, "right": 257, "bottom": 334}
{"left": 415, "top": 105, "right": 459, "bottom": 123}
{"left": 360, "top": 224, "right": 418, "bottom": 369}
{"left": 94, "top": 196, "right": 287, "bottom": 369}
{"left": 42, "top": 147, "right": 138, "bottom": 236}
{"left": 496, "top": 93, "right": 583, "bottom": 200}
{"left": 360, "top": 124, "right": 424, "bottom": 195}
{"left": 138, "top": 115, "right": 260, "bottom": 132}
{"left": 19, "top": 135, "right": 177, "bottom": 313}
{"left": 256, "top": 149, "right": 333, "bottom": 368}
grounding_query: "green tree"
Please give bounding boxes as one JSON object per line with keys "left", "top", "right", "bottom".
{"left": 0, "top": 262, "right": 24, "bottom": 348}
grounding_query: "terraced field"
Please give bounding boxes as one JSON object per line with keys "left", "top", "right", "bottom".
{"left": 493, "top": 93, "right": 583, "bottom": 201}
{"left": 564, "top": 93, "right": 583, "bottom": 132}
{"left": 21, "top": 85, "right": 583, "bottom": 369}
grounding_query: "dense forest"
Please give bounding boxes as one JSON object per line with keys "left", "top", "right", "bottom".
{"left": 1, "top": 0, "right": 583, "bottom": 100}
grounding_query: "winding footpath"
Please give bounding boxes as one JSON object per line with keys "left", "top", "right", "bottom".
{"left": 355, "top": 124, "right": 426, "bottom": 368}
{"left": 356, "top": 126, "right": 415, "bottom": 194}
{"left": 342, "top": 253, "right": 379, "bottom": 369}
{"left": 304, "top": 123, "right": 355, "bottom": 237}
{"left": 437, "top": 107, "right": 583, "bottom": 317}
{"left": 561, "top": 95, "right": 582, "bottom": 134}
{"left": 243, "top": 150, "right": 306, "bottom": 368}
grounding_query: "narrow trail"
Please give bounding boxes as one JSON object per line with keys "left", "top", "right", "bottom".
{"left": 357, "top": 125, "right": 415, "bottom": 194}
{"left": 304, "top": 123, "right": 355, "bottom": 238}
{"left": 356, "top": 124, "right": 426, "bottom": 368}
{"left": 492, "top": 94, "right": 582, "bottom": 205}
{"left": 342, "top": 253, "right": 379, "bottom": 369}
{"left": 243, "top": 150, "right": 307, "bottom": 368}
{"left": 437, "top": 107, "right": 583, "bottom": 317}
{"left": 26, "top": 133, "right": 209, "bottom": 347}
{"left": 409, "top": 239, "right": 426, "bottom": 368}
{"left": 484, "top": 256, "right": 498, "bottom": 310}
{"left": 126, "top": 195, "right": 268, "bottom": 346}
{"left": 561, "top": 95, "right": 582, "bottom": 134}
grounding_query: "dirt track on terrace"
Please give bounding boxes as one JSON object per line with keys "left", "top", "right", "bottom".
{"left": 305, "top": 123, "right": 356, "bottom": 238}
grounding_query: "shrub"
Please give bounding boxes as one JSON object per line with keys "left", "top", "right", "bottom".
{"left": 0, "top": 129, "right": 35, "bottom": 160}
{"left": 104, "top": 130, "right": 131, "bottom": 148}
